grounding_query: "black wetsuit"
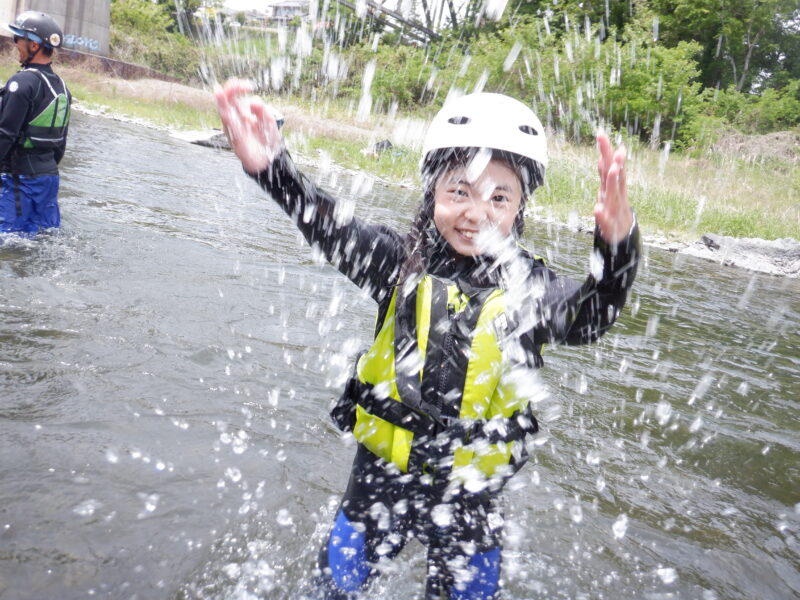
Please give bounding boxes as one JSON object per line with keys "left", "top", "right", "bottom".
{"left": 0, "top": 64, "right": 70, "bottom": 233}
{"left": 251, "top": 151, "right": 640, "bottom": 599}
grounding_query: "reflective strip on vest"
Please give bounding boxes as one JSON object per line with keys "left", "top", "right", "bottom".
{"left": 353, "top": 275, "right": 532, "bottom": 482}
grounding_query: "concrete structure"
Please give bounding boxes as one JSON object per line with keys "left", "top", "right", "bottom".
{"left": 0, "top": 0, "right": 110, "bottom": 56}
{"left": 269, "top": 0, "right": 307, "bottom": 24}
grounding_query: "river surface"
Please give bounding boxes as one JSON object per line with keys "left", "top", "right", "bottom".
{"left": 0, "top": 111, "right": 798, "bottom": 600}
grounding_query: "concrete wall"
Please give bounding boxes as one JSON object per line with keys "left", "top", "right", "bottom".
{"left": 0, "top": 0, "right": 110, "bottom": 56}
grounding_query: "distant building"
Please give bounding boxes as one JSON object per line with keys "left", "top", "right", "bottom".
{"left": 0, "top": 0, "right": 110, "bottom": 56}
{"left": 269, "top": 0, "right": 308, "bottom": 24}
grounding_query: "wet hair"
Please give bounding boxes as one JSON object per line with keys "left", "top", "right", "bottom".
{"left": 397, "top": 147, "right": 545, "bottom": 283}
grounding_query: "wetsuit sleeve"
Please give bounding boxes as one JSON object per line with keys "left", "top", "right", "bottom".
{"left": 0, "top": 73, "right": 34, "bottom": 164}
{"left": 251, "top": 151, "right": 405, "bottom": 301}
{"left": 530, "top": 219, "right": 641, "bottom": 346}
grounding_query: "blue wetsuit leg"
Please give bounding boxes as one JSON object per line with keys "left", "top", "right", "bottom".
{"left": 425, "top": 541, "right": 502, "bottom": 600}
{"left": 0, "top": 174, "right": 60, "bottom": 234}
{"left": 324, "top": 509, "right": 371, "bottom": 594}
{"left": 423, "top": 495, "right": 504, "bottom": 600}
{"left": 450, "top": 547, "right": 502, "bottom": 600}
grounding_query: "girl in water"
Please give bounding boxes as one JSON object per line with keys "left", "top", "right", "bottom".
{"left": 216, "top": 80, "right": 639, "bottom": 599}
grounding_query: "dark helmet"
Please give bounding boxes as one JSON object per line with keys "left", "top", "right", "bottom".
{"left": 4, "top": 11, "right": 63, "bottom": 49}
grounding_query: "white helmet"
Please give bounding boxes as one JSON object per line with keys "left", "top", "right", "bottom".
{"left": 421, "top": 92, "right": 548, "bottom": 191}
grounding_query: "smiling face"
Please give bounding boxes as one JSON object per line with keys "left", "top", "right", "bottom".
{"left": 432, "top": 158, "right": 523, "bottom": 257}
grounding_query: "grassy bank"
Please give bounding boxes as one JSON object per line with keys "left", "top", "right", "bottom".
{"left": 3, "top": 57, "right": 797, "bottom": 241}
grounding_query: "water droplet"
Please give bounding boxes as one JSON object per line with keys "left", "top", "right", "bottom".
{"left": 357, "top": 60, "right": 376, "bottom": 121}
{"left": 612, "top": 514, "right": 628, "bottom": 539}
{"left": 277, "top": 508, "right": 293, "bottom": 527}
{"left": 646, "top": 314, "right": 660, "bottom": 337}
{"left": 137, "top": 493, "right": 159, "bottom": 519}
{"left": 232, "top": 437, "right": 248, "bottom": 455}
{"left": 570, "top": 505, "right": 583, "bottom": 523}
{"left": 503, "top": 42, "right": 522, "bottom": 71}
{"left": 223, "top": 563, "right": 241, "bottom": 580}
{"left": 432, "top": 504, "right": 453, "bottom": 527}
{"left": 656, "top": 567, "right": 677, "bottom": 584}
{"left": 225, "top": 467, "right": 242, "bottom": 483}
{"left": 689, "top": 374, "right": 713, "bottom": 405}
{"left": 73, "top": 499, "right": 102, "bottom": 517}
{"left": 655, "top": 401, "right": 672, "bottom": 426}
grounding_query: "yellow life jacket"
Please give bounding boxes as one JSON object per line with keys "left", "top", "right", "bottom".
{"left": 349, "top": 274, "right": 539, "bottom": 486}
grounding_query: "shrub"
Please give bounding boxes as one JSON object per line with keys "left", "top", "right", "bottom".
{"left": 110, "top": 0, "right": 200, "bottom": 81}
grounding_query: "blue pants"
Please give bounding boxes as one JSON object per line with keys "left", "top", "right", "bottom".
{"left": 315, "top": 446, "right": 503, "bottom": 599}
{"left": 319, "top": 509, "right": 502, "bottom": 599}
{"left": 0, "top": 174, "right": 60, "bottom": 234}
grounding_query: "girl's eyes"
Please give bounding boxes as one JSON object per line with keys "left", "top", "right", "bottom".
{"left": 446, "top": 188, "right": 510, "bottom": 204}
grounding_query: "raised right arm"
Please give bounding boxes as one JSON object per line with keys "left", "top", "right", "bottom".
{"left": 250, "top": 151, "right": 405, "bottom": 300}
{"left": 215, "top": 78, "right": 404, "bottom": 300}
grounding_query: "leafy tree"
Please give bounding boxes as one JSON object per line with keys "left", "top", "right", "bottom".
{"left": 651, "top": 0, "right": 800, "bottom": 92}
{"left": 508, "top": 0, "right": 633, "bottom": 40}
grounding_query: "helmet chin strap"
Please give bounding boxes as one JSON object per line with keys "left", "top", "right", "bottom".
{"left": 20, "top": 39, "right": 42, "bottom": 68}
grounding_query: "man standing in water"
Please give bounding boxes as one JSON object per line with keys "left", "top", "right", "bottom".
{"left": 0, "top": 11, "right": 70, "bottom": 234}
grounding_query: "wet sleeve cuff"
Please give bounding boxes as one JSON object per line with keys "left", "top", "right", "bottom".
{"left": 593, "top": 213, "right": 641, "bottom": 280}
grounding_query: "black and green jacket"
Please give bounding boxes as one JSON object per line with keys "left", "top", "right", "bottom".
{"left": 0, "top": 64, "right": 71, "bottom": 176}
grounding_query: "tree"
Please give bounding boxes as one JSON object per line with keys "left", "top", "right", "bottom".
{"left": 651, "top": 0, "right": 800, "bottom": 92}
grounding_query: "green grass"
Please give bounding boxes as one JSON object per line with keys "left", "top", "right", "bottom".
{"left": 289, "top": 131, "right": 419, "bottom": 185}
{"left": 70, "top": 80, "right": 220, "bottom": 131}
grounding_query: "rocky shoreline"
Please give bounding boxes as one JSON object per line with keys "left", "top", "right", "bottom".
{"left": 646, "top": 233, "right": 800, "bottom": 278}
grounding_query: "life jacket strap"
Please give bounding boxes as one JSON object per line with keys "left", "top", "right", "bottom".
{"left": 352, "top": 378, "right": 538, "bottom": 444}
{"left": 393, "top": 277, "right": 492, "bottom": 429}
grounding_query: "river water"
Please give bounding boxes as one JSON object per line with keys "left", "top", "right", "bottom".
{"left": 0, "top": 111, "right": 797, "bottom": 600}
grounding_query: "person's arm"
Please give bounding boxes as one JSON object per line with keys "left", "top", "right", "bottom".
{"left": 251, "top": 150, "right": 405, "bottom": 297}
{"left": 216, "top": 78, "right": 404, "bottom": 299}
{"left": 529, "top": 132, "right": 640, "bottom": 346}
{"left": 0, "top": 73, "right": 33, "bottom": 165}
{"left": 530, "top": 221, "right": 639, "bottom": 346}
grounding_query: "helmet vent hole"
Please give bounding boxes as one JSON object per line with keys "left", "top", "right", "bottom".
{"left": 447, "top": 116, "right": 471, "bottom": 125}
{"left": 519, "top": 125, "right": 538, "bottom": 136}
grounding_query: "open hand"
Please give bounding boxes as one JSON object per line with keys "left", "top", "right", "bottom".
{"left": 215, "top": 78, "right": 283, "bottom": 175}
{"left": 595, "top": 132, "right": 633, "bottom": 245}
